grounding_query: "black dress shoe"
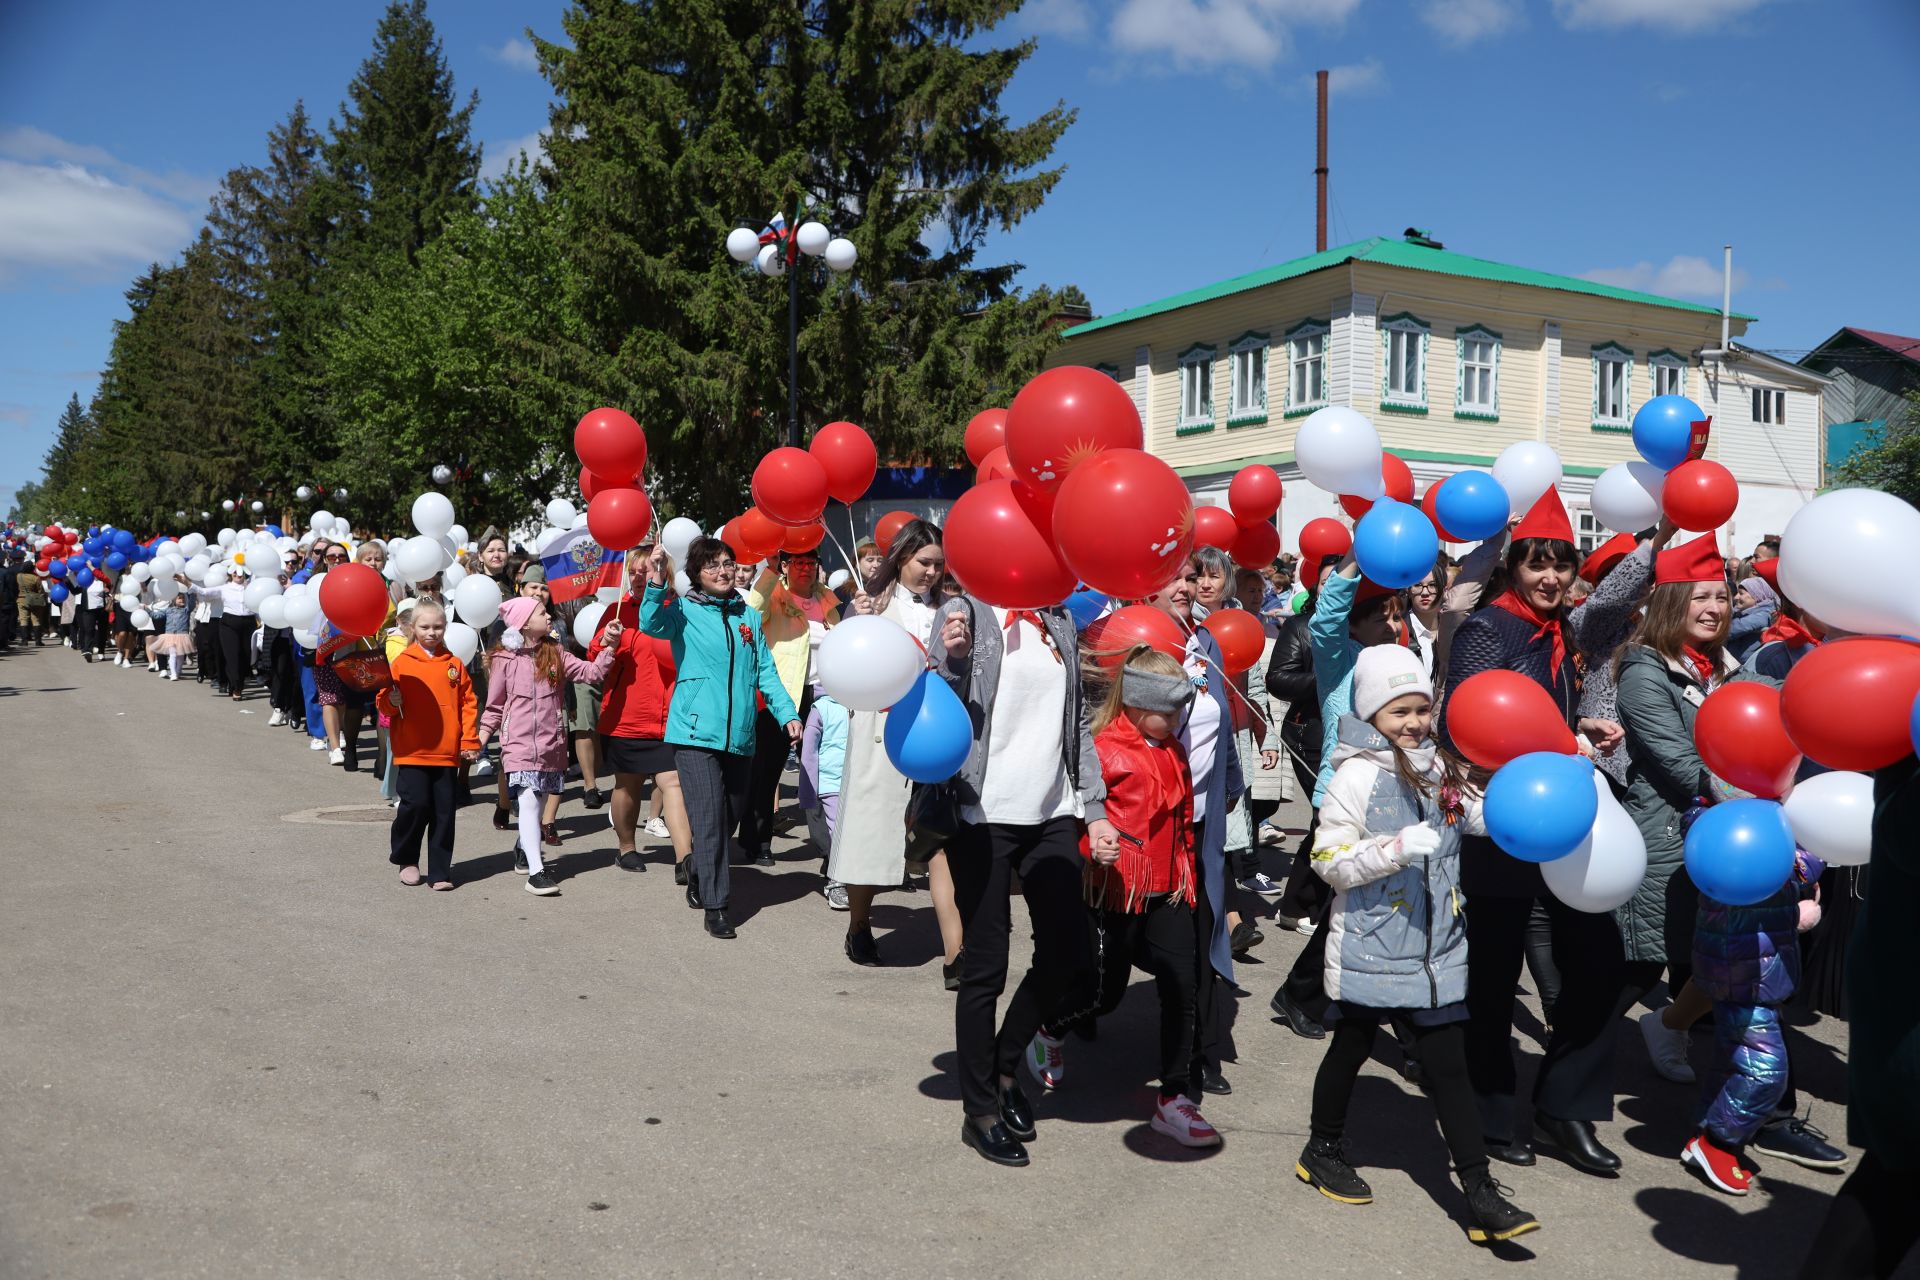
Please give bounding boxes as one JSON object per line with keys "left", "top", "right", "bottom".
{"left": 961, "top": 1119, "right": 1029, "bottom": 1167}
{"left": 615, "top": 850, "right": 645, "bottom": 873}
{"left": 999, "top": 1081, "right": 1037, "bottom": 1141}
{"left": 703, "top": 909, "right": 736, "bottom": 939}
{"left": 1270, "top": 987, "right": 1326, "bottom": 1039}
{"left": 1230, "top": 919, "right": 1264, "bottom": 955}
{"left": 582, "top": 787, "right": 605, "bottom": 810}
{"left": 1201, "top": 1063, "right": 1232, "bottom": 1096}
{"left": 674, "top": 860, "right": 688, "bottom": 886}
{"left": 845, "top": 926, "right": 881, "bottom": 967}
{"left": 1486, "top": 1137, "right": 1536, "bottom": 1167}
{"left": 1534, "top": 1116, "right": 1621, "bottom": 1175}
{"left": 685, "top": 882, "right": 702, "bottom": 909}
{"left": 753, "top": 846, "right": 775, "bottom": 868}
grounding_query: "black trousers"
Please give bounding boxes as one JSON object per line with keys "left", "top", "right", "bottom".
{"left": 268, "top": 631, "right": 301, "bottom": 715}
{"left": 1464, "top": 893, "right": 1625, "bottom": 1141}
{"left": 1053, "top": 899, "right": 1201, "bottom": 1097}
{"left": 391, "top": 765, "right": 457, "bottom": 883}
{"left": 1311, "top": 1018, "right": 1489, "bottom": 1187}
{"left": 77, "top": 606, "right": 105, "bottom": 654}
{"left": 1277, "top": 808, "right": 1327, "bottom": 921}
{"left": 1193, "top": 821, "right": 1237, "bottom": 1071}
{"left": 739, "top": 686, "right": 810, "bottom": 855}
{"left": 195, "top": 619, "right": 223, "bottom": 684}
{"left": 676, "top": 746, "right": 751, "bottom": 911}
{"left": 1799, "top": 1153, "right": 1920, "bottom": 1280}
{"left": 217, "top": 614, "right": 253, "bottom": 696}
{"left": 1525, "top": 900, "right": 1563, "bottom": 1021}
{"left": 950, "top": 817, "right": 1091, "bottom": 1118}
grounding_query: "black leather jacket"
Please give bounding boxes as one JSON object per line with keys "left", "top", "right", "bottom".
{"left": 1264, "top": 611, "right": 1322, "bottom": 776}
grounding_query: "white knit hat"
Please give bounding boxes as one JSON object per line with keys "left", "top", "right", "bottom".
{"left": 1351, "top": 644, "right": 1433, "bottom": 722}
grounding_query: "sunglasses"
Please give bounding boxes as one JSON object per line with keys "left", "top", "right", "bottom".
{"left": 324, "top": 553, "right": 347, "bottom": 562}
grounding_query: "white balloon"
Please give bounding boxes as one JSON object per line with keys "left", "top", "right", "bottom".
{"left": 441, "top": 561, "right": 468, "bottom": 590}
{"left": 823, "top": 237, "right": 857, "bottom": 273}
{"left": 176, "top": 533, "right": 206, "bottom": 557}
{"left": 129, "top": 563, "right": 151, "bottom": 582}
{"left": 1782, "top": 771, "right": 1875, "bottom": 867}
{"left": 284, "top": 581, "right": 311, "bottom": 602}
{"left": 332, "top": 517, "right": 352, "bottom": 540}
{"left": 154, "top": 539, "right": 180, "bottom": 559}
{"left": 726, "top": 226, "right": 761, "bottom": 263}
{"left": 433, "top": 537, "right": 456, "bottom": 572}
{"left": 443, "top": 621, "right": 480, "bottom": 665}
{"left": 1492, "top": 441, "right": 1564, "bottom": 516}
{"left": 446, "top": 524, "right": 469, "bottom": 550}
{"left": 535, "top": 526, "right": 565, "bottom": 553}
{"left": 1542, "top": 772, "right": 1648, "bottom": 913}
{"left": 216, "top": 527, "right": 237, "bottom": 548}
{"left": 1778, "top": 489, "right": 1920, "bottom": 637}
{"left": 795, "top": 220, "right": 831, "bottom": 256}
{"left": 755, "top": 242, "right": 785, "bottom": 277}
{"left": 258, "top": 596, "right": 289, "bottom": 629}
{"left": 572, "top": 601, "right": 609, "bottom": 648}
{"left": 661, "top": 516, "right": 702, "bottom": 565}
{"left": 309, "top": 509, "right": 334, "bottom": 533}
{"left": 292, "top": 625, "right": 323, "bottom": 650}
{"left": 395, "top": 536, "right": 443, "bottom": 582}
{"left": 244, "top": 578, "right": 283, "bottom": 611}
{"left": 118, "top": 595, "right": 140, "bottom": 613}
{"left": 283, "top": 591, "right": 320, "bottom": 630}
{"left": 827, "top": 569, "right": 851, "bottom": 591}
{"left": 411, "top": 490, "right": 456, "bottom": 538}
{"left": 674, "top": 570, "right": 692, "bottom": 597}
{"left": 201, "top": 564, "right": 229, "bottom": 587}
{"left": 546, "top": 498, "right": 577, "bottom": 528}
{"left": 572, "top": 511, "right": 589, "bottom": 529}
{"left": 817, "top": 615, "right": 926, "bottom": 711}
{"left": 1295, "top": 405, "right": 1384, "bottom": 499}
{"left": 130, "top": 609, "right": 152, "bottom": 630}
{"left": 452, "top": 573, "right": 503, "bottom": 629}
{"left": 1589, "top": 461, "right": 1666, "bottom": 534}
{"left": 184, "top": 553, "right": 212, "bottom": 578}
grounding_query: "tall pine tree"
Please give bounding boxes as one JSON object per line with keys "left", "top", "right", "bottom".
{"left": 39, "top": 392, "right": 97, "bottom": 519}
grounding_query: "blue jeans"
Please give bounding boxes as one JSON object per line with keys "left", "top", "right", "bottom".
{"left": 1701, "top": 1001, "right": 1787, "bottom": 1146}
{"left": 300, "top": 664, "right": 324, "bottom": 739}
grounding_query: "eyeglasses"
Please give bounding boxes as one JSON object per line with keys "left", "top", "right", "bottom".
{"left": 1409, "top": 582, "right": 1439, "bottom": 595}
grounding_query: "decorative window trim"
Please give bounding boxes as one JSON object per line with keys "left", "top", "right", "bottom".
{"left": 1647, "top": 348, "right": 1687, "bottom": 399}
{"left": 1454, "top": 324, "right": 1502, "bottom": 422}
{"left": 1177, "top": 343, "right": 1215, "bottom": 435}
{"left": 1591, "top": 341, "right": 1633, "bottom": 432}
{"left": 1227, "top": 330, "right": 1269, "bottom": 426}
{"left": 1284, "top": 318, "right": 1329, "bottom": 413}
{"left": 1379, "top": 312, "right": 1430, "bottom": 412}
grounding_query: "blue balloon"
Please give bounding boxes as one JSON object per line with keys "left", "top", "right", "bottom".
{"left": 73, "top": 568, "right": 95, "bottom": 590}
{"left": 66, "top": 555, "right": 87, "bottom": 574}
{"left": 264, "top": 523, "right": 286, "bottom": 538}
{"left": 46, "top": 559, "right": 67, "bottom": 577}
{"left": 1684, "top": 798, "right": 1796, "bottom": 906}
{"left": 883, "top": 669, "right": 974, "bottom": 784}
{"left": 104, "top": 551, "right": 128, "bottom": 571}
{"left": 1911, "top": 690, "right": 1920, "bottom": 761}
{"left": 1064, "top": 586, "right": 1111, "bottom": 630}
{"left": 111, "top": 529, "right": 135, "bottom": 552}
{"left": 1352, "top": 498, "right": 1440, "bottom": 589}
{"left": 1631, "top": 395, "right": 1704, "bottom": 471}
{"left": 1433, "top": 470, "right": 1510, "bottom": 542}
{"left": 1485, "top": 752, "right": 1598, "bottom": 862}
{"left": 48, "top": 582, "right": 69, "bottom": 605}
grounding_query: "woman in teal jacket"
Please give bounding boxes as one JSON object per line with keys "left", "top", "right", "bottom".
{"left": 640, "top": 537, "right": 800, "bottom": 939}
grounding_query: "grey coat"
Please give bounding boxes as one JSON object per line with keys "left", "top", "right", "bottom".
{"left": 1570, "top": 545, "right": 1655, "bottom": 788}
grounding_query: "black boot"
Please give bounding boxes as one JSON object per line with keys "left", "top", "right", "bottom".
{"left": 703, "top": 909, "right": 736, "bottom": 939}
{"left": 1295, "top": 1137, "right": 1372, "bottom": 1204}
{"left": 1533, "top": 1116, "right": 1621, "bottom": 1176}
{"left": 844, "top": 926, "right": 881, "bottom": 967}
{"left": 1270, "top": 986, "right": 1326, "bottom": 1039}
{"left": 1465, "top": 1176, "right": 1540, "bottom": 1243}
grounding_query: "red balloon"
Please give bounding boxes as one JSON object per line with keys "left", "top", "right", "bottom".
{"left": 1339, "top": 453, "right": 1415, "bottom": 520}
{"left": 1231, "top": 519, "right": 1281, "bottom": 569}
{"left": 1004, "top": 366, "right": 1143, "bottom": 493}
{"left": 781, "top": 522, "right": 826, "bottom": 554}
{"left": 751, "top": 447, "right": 831, "bottom": 527}
{"left": 736, "top": 507, "right": 786, "bottom": 557}
{"left": 718, "top": 518, "right": 761, "bottom": 565}
{"left": 1421, "top": 483, "right": 1464, "bottom": 543}
{"left": 1228, "top": 465, "right": 1283, "bottom": 524}
{"left": 579, "top": 467, "right": 638, "bottom": 503}
{"left": 1694, "top": 682, "right": 1801, "bottom": 800}
{"left": 1780, "top": 636, "right": 1920, "bottom": 772}
{"left": 1298, "top": 517, "right": 1353, "bottom": 572}
{"left": 809, "top": 420, "right": 877, "bottom": 505}
{"left": 1052, "top": 449, "right": 1195, "bottom": 600}
{"left": 964, "top": 409, "right": 1008, "bottom": 466}
{"left": 586, "top": 487, "right": 654, "bottom": 552}
{"left": 975, "top": 445, "right": 1017, "bottom": 486}
{"left": 1445, "top": 670, "right": 1579, "bottom": 769}
{"left": 1193, "top": 506, "right": 1239, "bottom": 551}
{"left": 1662, "top": 459, "right": 1738, "bottom": 532}
{"left": 1081, "top": 604, "right": 1189, "bottom": 668}
{"left": 1201, "top": 608, "right": 1264, "bottom": 675}
{"left": 874, "top": 510, "right": 916, "bottom": 553}
{"left": 317, "top": 563, "right": 390, "bottom": 638}
{"left": 942, "top": 480, "right": 1077, "bottom": 608}
{"left": 574, "top": 407, "right": 647, "bottom": 481}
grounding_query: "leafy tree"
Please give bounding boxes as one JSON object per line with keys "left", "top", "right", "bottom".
{"left": 38, "top": 392, "right": 96, "bottom": 517}
{"left": 534, "top": 0, "right": 1078, "bottom": 521}
{"left": 1834, "top": 389, "right": 1920, "bottom": 507}
{"left": 9, "top": 479, "right": 44, "bottom": 524}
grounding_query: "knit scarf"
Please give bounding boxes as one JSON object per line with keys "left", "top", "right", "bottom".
{"left": 1761, "top": 615, "right": 1819, "bottom": 649}
{"left": 1488, "top": 590, "right": 1568, "bottom": 688}
{"left": 684, "top": 588, "right": 738, "bottom": 611}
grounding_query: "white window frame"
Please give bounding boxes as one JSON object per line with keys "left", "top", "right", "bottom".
{"left": 1648, "top": 349, "right": 1687, "bottom": 399}
{"left": 1454, "top": 324, "right": 1501, "bottom": 420}
{"left": 1575, "top": 508, "right": 1606, "bottom": 557}
{"left": 1284, "top": 319, "right": 1328, "bottom": 415}
{"left": 1380, "top": 312, "right": 1430, "bottom": 413}
{"left": 1177, "top": 344, "right": 1215, "bottom": 433}
{"left": 1227, "top": 331, "right": 1269, "bottom": 425}
{"left": 1592, "top": 341, "right": 1633, "bottom": 431}
{"left": 1752, "top": 387, "right": 1786, "bottom": 425}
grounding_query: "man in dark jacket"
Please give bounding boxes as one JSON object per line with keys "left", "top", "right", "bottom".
{"left": 0, "top": 551, "right": 20, "bottom": 650}
{"left": 1264, "top": 599, "right": 1329, "bottom": 1038}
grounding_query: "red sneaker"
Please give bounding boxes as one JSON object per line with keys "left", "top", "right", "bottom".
{"left": 1682, "top": 1133, "right": 1752, "bottom": 1195}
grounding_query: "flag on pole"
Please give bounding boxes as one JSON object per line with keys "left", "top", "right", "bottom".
{"left": 537, "top": 525, "right": 625, "bottom": 603}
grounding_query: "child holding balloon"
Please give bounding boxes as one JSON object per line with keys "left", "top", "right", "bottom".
{"left": 377, "top": 600, "right": 481, "bottom": 891}
{"left": 1296, "top": 643, "right": 1540, "bottom": 1245}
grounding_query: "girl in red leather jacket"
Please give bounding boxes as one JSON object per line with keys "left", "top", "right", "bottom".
{"left": 1031, "top": 644, "right": 1220, "bottom": 1148}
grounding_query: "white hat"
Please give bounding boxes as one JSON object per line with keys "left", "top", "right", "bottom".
{"left": 1351, "top": 644, "right": 1433, "bottom": 722}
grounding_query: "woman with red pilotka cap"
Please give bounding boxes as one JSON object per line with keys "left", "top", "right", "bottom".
{"left": 1438, "top": 488, "right": 1628, "bottom": 1176}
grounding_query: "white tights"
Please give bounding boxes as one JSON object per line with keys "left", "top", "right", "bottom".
{"left": 517, "top": 786, "right": 546, "bottom": 875}
{"left": 169, "top": 653, "right": 183, "bottom": 679}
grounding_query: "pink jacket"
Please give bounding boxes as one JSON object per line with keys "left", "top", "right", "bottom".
{"left": 478, "top": 643, "right": 613, "bottom": 774}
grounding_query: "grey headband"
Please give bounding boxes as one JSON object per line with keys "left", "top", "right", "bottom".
{"left": 1122, "top": 664, "right": 1195, "bottom": 715}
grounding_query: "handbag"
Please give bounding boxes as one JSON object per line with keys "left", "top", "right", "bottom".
{"left": 904, "top": 780, "right": 960, "bottom": 862}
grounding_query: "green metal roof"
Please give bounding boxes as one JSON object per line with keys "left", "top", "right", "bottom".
{"left": 1063, "top": 236, "right": 1758, "bottom": 338}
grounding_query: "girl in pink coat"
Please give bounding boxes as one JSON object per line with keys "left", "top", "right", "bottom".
{"left": 478, "top": 596, "right": 618, "bottom": 896}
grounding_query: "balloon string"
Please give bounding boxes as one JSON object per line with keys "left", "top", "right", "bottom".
{"left": 820, "top": 500, "right": 857, "bottom": 585}
{"left": 1176, "top": 616, "right": 1318, "bottom": 775}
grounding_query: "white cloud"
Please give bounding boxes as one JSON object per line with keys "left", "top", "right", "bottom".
{"left": 481, "top": 129, "right": 550, "bottom": 181}
{"left": 490, "top": 37, "right": 540, "bottom": 72}
{"left": 1110, "top": 0, "right": 1363, "bottom": 72}
{"left": 1580, "top": 255, "right": 1751, "bottom": 301}
{"left": 0, "top": 403, "right": 33, "bottom": 426}
{"left": 1320, "top": 57, "right": 1386, "bottom": 95}
{"left": 1417, "top": 0, "right": 1524, "bottom": 46}
{"left": 1552, "top": 0, "right": 1770, "bottom": 33}
{"left": 0, "top": 155, "right": 198, "bottom": 281}
{"left": 1016, "top": 0, "right": 1094, "bottom": 37}
{"left": 0, "top": 125, "right": 212, "bottom": 204}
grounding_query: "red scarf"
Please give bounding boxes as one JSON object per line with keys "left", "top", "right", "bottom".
{"left": 1488, "top": 590, "right": 1568, "bottom": 688}
{"left": 1680, "top": 645, "right": 1714, "bottom": 686}
{"left": 1761, "top": 616, "right": 1819, "bottom": 649}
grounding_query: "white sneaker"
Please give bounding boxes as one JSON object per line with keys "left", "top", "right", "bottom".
{"left": 1279, "top": 914, "right": 1318, "bottom": 938}
{"left": 147, "top": 661, "right": 159, "bottom": 672}
{"left": 268, "top": 710, "right": 285, "bottom": 726}
{"left": 310, "top": 737, "right": 328, "bottom": 751}
{"left": 329, "top": 748, "right": 346, "bottom": 765}
{"left": 1640, "top": 1009, "right": 1696, "bottom": 1083}
{"left": 472, "top": 757, "right": 495, "bottom": 777}
{"left": 643, "top": 816, "right": 671, "bottom": 840}
{"left": 1150, "top": 1095, "right": 1222, "bottom": 1148}
{"left": 1024, "top": 1030, "right": 1065, "bottom": 1090}
{"left": 166, "top": 671, "right": 179, "bottom": 681}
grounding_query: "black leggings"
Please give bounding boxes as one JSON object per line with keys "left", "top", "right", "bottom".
{"left": 1051, "top": 899, "right": 1201, "bottom": 1097}
{"left": 1799, "top": 1153, "right": 1920, "bottom": 1279}
{"left": 739, "top": 687, "right": 811, "bottom": 854}
{"left": 218, "top": 614, "right": 253, "bottom": 696}
{"left": 1311, "top": 1017, "right": 1488, "bottom": 1187}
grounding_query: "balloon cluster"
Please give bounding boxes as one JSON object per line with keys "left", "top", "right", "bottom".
{"left": 715, "top": 421, "right": 879, "bottom": 566}
{"left": 1580, "top": 394, "right": 1736, "bottom": 534}
{"left": 575, "top": 408, "right": 654, "bottom": 551}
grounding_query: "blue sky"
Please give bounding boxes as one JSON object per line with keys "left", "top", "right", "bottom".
{"left": 3, "top": 0, "right": 1916, "bottom": 514}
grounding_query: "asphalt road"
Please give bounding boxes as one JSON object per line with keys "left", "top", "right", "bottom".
{"left": 0, "top": 640, "right": 1869, "bottom": 1279}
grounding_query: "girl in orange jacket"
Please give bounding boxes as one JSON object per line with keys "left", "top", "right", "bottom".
{"left": 375, "top": 601, "right": 479, "bottom": 890}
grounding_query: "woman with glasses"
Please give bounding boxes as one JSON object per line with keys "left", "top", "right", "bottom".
{"left": 1406, "top": 556, "right": 1447, "bottom": 682}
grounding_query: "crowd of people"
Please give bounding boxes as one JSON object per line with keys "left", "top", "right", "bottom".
{"left": 5, "top": 497, "right": 1912, "bottom": 1273}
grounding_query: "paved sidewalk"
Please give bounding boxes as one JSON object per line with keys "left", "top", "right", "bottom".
{"left": 0, "top": 643, "right": 1856, "bottom": 1278}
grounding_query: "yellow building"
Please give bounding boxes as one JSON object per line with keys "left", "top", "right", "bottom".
{"left": 1048, "top": 232, "right": 1826, "bottom": 555}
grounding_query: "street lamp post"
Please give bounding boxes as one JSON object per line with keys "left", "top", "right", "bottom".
{"left": 725, "top": 213, "right": 857, "bottom": 448}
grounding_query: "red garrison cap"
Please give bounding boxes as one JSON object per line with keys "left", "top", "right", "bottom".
{"left": 1355, "top": 577, "right": 1398, "bottom": 603}
{"left": 1512, "top": 489, "right": 1574, "bottom": 544}
{"left": 1655, "top": 534, "right": 1727, "bottom": 585}
{"left": 1752, "top": 556, "right": 1781, "bottom": 590}
{"left": 1579, "top": 532, "right": 1637, "bottom": 586}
